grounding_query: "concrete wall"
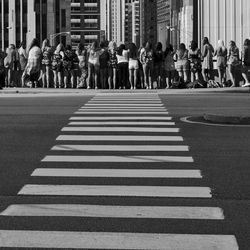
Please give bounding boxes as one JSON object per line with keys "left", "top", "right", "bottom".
{"left": 198, "top": 0, "right": 250, "bottom": 51}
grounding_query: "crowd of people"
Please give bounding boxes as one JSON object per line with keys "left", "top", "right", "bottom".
{"left": 0, "top": 36, "right": 250, "bottom": 90}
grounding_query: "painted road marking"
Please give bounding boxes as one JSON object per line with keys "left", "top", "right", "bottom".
{"left": 70, "top": 116, "right": 173, "bottom": 120}
{"left": 0, "top": 204, "right": 224, "bottom": 219}
{"left": 80, "top": 106, "right": 166, "bottom": 109}
{"left": 51, "top": 145, "right": 188, "bottom": 152}
{"left": 84, "top": 104, "right": 164, "bottom": 106}
{"left": 0, "top": 231, "right": 238, "bottom": 249}
{"left": 61, "top": 127, "right": 179, "bottom": 132}
{"left": 32, "top": 169, "right": 200, "bottom": 178}
{"left": 75, "top": 112, "right": 169, "bottom": 115}
{"left": 68, "top": 122, "right": 175, "bottom": 126}
{"left": 18, "top": 185, "right": 211, "bottom": 198}
{"left": 42, "top": 155, "right": 194, "bottom": 163}
{"left": 56, "top": 135, "right": 184, "bottom": 141}
{"left": 78, "top": 109, "right": 168, "bottom": 112}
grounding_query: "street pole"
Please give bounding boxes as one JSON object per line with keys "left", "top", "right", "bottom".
{"left": 1, "top": 0, "right": 4, "bottom": 51}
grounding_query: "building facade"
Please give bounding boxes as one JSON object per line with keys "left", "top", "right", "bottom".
{"left": 140, "top": 0, "right": 157, "bottom": 46}
{"left": 198, "top": 0, "right": 250, "bottom": 51}
{"left": 0, "top": 0, "right": 71, "bottom": 51}
{"left": 71, "top": 0, "right": 101, "bottom": 48}
{"left": 131, "top": 0, "right": 140, "bottom": 47}
{"left": 157, "top": 0, "right": 171, "bottom": 50}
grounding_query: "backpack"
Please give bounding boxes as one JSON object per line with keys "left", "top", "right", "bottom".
{"left": 207, "top": 80, "right": 222, "bottom": 88}
{"left": 187, "top": 80, "right": 204, "bottom": 89}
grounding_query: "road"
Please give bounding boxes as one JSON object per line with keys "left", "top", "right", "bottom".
{"left": 0, "top": 90, "right": 250, "bottom": 249}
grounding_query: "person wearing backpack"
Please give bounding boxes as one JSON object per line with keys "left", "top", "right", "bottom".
{"left": 153, "top": 42, "right": 164, "bottom": 89}
{"left": 99, "top": 41, "right": 110, "bottom": 89}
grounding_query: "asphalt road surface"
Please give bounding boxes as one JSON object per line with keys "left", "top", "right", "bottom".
{"left": 0, "top": 90, "right": 250, "bottom": 249}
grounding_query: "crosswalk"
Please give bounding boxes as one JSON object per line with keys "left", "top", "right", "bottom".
{"left": 0, "top": 93, "right": 239, "bottom": 249}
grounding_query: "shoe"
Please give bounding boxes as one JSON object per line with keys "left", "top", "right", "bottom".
{"left": 242, "top": 83, "right": 250, "bottom": 87}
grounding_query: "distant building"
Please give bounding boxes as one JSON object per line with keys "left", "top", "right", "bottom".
{"left": 0, "top": 0, "right": 71, "bottom": 51}
{"left": 131, "top": 0, "right": 140, "bottom": 47}
{"left": 71, "top": 0, "right": 101, "bottom": 48}
{"left": 140, "top": 0, "right": 157, "bottom": 46}
{"left": 157, "top": 0, "right": 171, "bottom": 50}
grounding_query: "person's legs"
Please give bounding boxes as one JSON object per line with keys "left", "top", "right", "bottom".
{"left": 53, "top": 70, "right": 57, "bottom": 88}
{"left": 113, "top": 68, "right": 116, "bottom": 89}
{"left": 129, "top": 69, "right": 134, "bottom": 89}
{"left": 242, "top": 66, "right": 250, "bottom": 86}
{"left": 202, "top": 68, "right": 207, "bottom": 82}
{"left": 143, "top": 64, "right": 148, "bottom": 88}
{"left": 228, "top": 65, "right": 236, "bottom": 87}
{"left": 87, "top": 63, "right": 93, "bottom": 89}
{"left": 94, "top": 65, "right": 99, "bottom": 89}
{"left": 134, "top": 69, "right": 138, "bottom": 89}
{"left": 58, "top": 71, "right": 63, "bottom": 88}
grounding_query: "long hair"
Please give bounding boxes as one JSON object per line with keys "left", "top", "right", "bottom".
{"left": 27, "top": 38, "right": 40, "bottom": 53}
{"left": 203, "top": 37, "right": 209, "bottom": 46}
{"left": 145, "top": 41, "right": 152, "bottom": 51}
{"left": 165, "top": 43, "right": 173, "bottom": 56}
{"left": 55, "top": 43, "right": 64, "bottom": 53}
{"left": 90, "top": 41, "right": 98, "bottom": 51}
{"left": 155, "top": 42, "right": 162, "bottom": 51}
{"left": 190, "top": 40, "right": 198, "bottom": 51}
{"left": 128, "top": 43, "right": 138, "bottom": 59}
{"left": 108, "top": 41, "right": 117, "bottom": 51}
{"left": 117, "top": 44, "right": 126, "bottom": 56}
{"left": 41, "top": 39, "right": 50, "bottom": 52}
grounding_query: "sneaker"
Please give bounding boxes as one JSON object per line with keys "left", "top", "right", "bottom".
{"left": 242, "top": 83, "right": 250, "bottom": 87}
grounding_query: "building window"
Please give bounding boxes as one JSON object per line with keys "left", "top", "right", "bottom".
{"left": 61, "top": 9, "right": 66, "bottom": 28}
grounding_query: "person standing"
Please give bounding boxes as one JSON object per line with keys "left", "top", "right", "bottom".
{"left": 175, "top": 43, "right": 190, "bottom": 85}
{"left": 21, "top": 38, "right": 42, "bottom": 88}
{"left": 153, "top": 42, "right": 164, "bottom": 89}
{"left": 214, "top": 40, "right": 227, "bottom": 87}
{"left": 51, "top": 43, "right": 64, "bottom": 88}
{"left": 241, "top": 39, "right": 250, "bottom": 87}
{"left": 128, "top": 43, "right": 139, "bottom": 90}
{"left": 164, "top": 43, "right": 175, "bottom": 89}
{"left": 87, "top": 41, "right": 100, "bottom": 89}
{"left": 188, "top": 40, "right": 202, "bottom": 83}
{"left": 41, "top": 39, "right": 53, "bottom": 88}
{"left": 116, "top": 44, "right": 129, "bottom": 89}
{"left": 18, "top": 42, "right": 28, "bottom": 87}
{"left": 107, "top": 41, "right": 117, "bottom": 89}
{"left": 0, "top": 50, "right": 6, "bottom": 89}
{"left": 4, "top": 44, "right": 19, "bottom": 87}
{"left": 76, "top": 43, "right": 88, "bottom": 89}
{"left": 227, "top": 40, "right": 240, "bottom": 87}
{"left": 99, "top": 41, "right": 109, "bottom": 89}
{"left": 140, "top": 42, "right": 154, "bottom": 89}
{"left": 202, "top": 37, "right": 214, "bottom": 83}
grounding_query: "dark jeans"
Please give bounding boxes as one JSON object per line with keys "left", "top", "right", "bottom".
{"left": 117, "top": 62, "right": 128, "bottom": 89}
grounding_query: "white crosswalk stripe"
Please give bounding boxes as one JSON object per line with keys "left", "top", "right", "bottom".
{"left": 0, "top": 93, "right": 239, "bottom": 249}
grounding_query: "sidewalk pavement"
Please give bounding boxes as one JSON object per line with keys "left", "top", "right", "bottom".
{"left": 1, "top": 86, "right": 250, "bottom": 124}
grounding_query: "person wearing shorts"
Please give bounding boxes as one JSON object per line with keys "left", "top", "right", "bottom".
{"left": 175, "top": 43, "right": 190, "bottom": 84}
{"left": 128, "top": 43, "right": 139, "bottom": 89}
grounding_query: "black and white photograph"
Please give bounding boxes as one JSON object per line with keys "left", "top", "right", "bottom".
{"left": 0, "top": 0, "right": 250, "bottom": 249}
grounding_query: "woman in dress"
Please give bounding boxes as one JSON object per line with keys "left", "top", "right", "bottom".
{"left": 202, "top": 37, "right": 214, "bottom": 82}
{"left": 76, "top": 43, "right": 88, "bottom": 89}
{"left": 41, "top": 39, "right": 53, "bottom": 88}
{"left": 214, "top": 40, "right": 227, "bottom": 87}
{"left": 227, "top": 40, "right": 240, "bottom": 87}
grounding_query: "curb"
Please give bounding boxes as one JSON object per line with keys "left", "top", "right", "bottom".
{"left": 203, "top": 114, "right": 250, "bottom": 124}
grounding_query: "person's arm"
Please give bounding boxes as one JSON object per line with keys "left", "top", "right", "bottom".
{"left": 202, "top": 45, "right": 208, "bottom": 58}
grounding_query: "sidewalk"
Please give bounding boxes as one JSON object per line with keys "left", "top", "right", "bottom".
{"left": 1, "top": 86, "right": 250, "bottom": 96}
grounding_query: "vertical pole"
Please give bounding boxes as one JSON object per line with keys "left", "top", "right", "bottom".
{"left": 1, "top": 0, "right": 4, "bottom": 51}
{"left": 20, "top": 0, "right": 23, "bottom": 42}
